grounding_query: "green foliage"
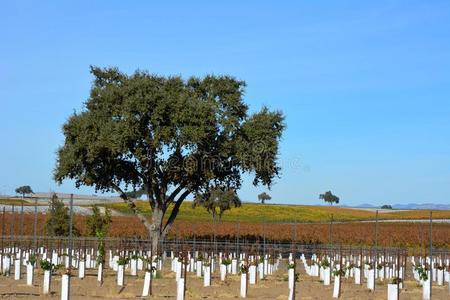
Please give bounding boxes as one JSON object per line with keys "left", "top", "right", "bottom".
{"left": 332, "top": 268, "right": 346, "bottom": 277}
{"left": 86, "top": 205, "right": 112, "bottom": 237}
{"left": 15, "top": 185, "right": 33, "bottom": 197}
{"left": 203, "top": 258, "right": 211, "bottom": 267}
{"left": 124, "top": 188, "right": 145, "bottom": 199}
{"left": 96, "top": 253, "right": 104, "bottom": 265}
{"left": 240, "top": 264, "right": 249, "bottom": 274}
{"left": 117, "top": 257, "right": 129, "bottom": 266}
{"left": 54, "top": 67, "right": 285, "bottom": 245}
{"left": 415, "top": 265, "right": 428, "bottom": 281}
{"left": 258, "top": 192, "right": 271, "bottom": 204}
{"left": 193, "top": 187, "right": 241, "bottom": 220}
{"left": 320, "top": 191, "right": 340, "bottom": 205}
{"left": 320, "top": 258, "right": 330, "bottom": 269}
{"left": 381, "top": 204, "right": 393, "bottom": 209}
{"left": 27, "top": 254, "right": 37, "bottom": 266}
{"left": 391, "top": 277, "right": 402, "bottom": 284}
{"left": 222, "top": 258, "right": 232, "bottom": 266}
{"left": 96, "top": 229, "right": 106, "bottom": 264}
{"left": 54, "top": 263, "right": 65, "bottom": 271}
{"left": 40, "top": 260, "right": 54, "bottom": 271}
{"left": 44, "top": 193, "right": 79, "bottom": 237}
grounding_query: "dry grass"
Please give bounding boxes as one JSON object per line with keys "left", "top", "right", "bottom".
{"left": 104, "top": 201, "right": 450, "bottom": 223}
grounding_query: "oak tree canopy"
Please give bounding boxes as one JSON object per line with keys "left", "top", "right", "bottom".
{"left": 54, "top": 66, "right": 285, "bottom": 252}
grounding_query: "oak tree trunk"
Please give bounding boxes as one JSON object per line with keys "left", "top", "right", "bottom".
{"left": 150, "top": 206, "right": 164, "bottom": 255}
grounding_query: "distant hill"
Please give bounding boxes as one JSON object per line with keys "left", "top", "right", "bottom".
{"left": 2, "top": 192, "right": 450, "bottom": 211}
{"left": 0, "top": 192, "right": 123, "bottom": 205}
{"left": 351, "top": 203, "right": 450, "bottom": 211}
{"left": 392, "top": 203, "right": 450, "bottom": 210}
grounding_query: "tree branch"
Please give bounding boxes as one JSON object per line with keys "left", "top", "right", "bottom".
{"left": 161, "top": 190, "right": 190, "bottom": 237}
{"left": 151, "top": 180, "right": 162, "bottom": 206}
{"left": 111, "top": 183, "right": 153, "bottom": 235}
{"left": 165, "top": 186, "right": 184, "bottom": 205}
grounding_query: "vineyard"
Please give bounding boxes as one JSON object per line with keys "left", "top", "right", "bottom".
{"left": 101, "top": 201, "right": 450, "bottom": 223}
{"left": 1, "top": 201, "right": 449, "bottom": 299}
{"left": 3, "top": 213, "right": 450, "bottom": 249}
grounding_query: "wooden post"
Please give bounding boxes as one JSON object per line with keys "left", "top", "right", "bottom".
{"left": 373, "top": 210, "right": 378, "bottom": 292}
{"left": 396, "top": 250, "right": 400, "bottom": 299}
{"left": 184, "top": 249, "right": 187, "bottom": 300}
{"left": 17, "top": 203, "right": 24, "bottom": 279}
{"left": 429, "top": 211, "right": 432, "bottom": 299}
{"left": 149, "top": 249, "right": 153, "bottom": 295}
{"left": 292, "top": 237, "right": 296, "bottom": 300}
{"left": 66, "top": 194, "right": 74, "bottom": 299}
{"left": 237, "top": 217, "right": 240, "bottom": 260}
{"left": 11, "top": 204, "right": 15, "bottom": 236}
{"left": 20, "top": 203, "right": 24, "bottom": 236}
{"left": 359, "top": 247, "right": 363, "bottom": 285}
{"left": 263, "top": 219, "right": 266, "bottom": 258}
{"left": 33, "top": 198, "right": 38, "bottom": 251}
{"left": 338, "top": 245, "right": 343, "bottom": 298}
{"left": 1, "top": 207, "right": 5, "bottom": 274}
{"left": 329, "top": 214, "right": 333, "bottom": 246}
{"left": 11, "top": 204, "right": 15, "bottom": 257}
{"left": 193, "top": 224, "right": 196, "bottom": 257}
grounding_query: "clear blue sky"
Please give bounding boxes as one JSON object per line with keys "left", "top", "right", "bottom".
{"left": 1, "top": 1, "right": 450, "bottom": 205}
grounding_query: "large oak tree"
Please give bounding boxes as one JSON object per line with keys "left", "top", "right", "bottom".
{"left": 54, "top": 67, "right": 285, "bottom": 252}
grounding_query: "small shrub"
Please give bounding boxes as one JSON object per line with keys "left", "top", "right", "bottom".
{"left": 240, "top": 264, "right": 249, "bottom": 274}
{"left": 320, "top": 258, "right": 330, "bottom": 269}
{"left": 117, "top": 257, "right": 129, "bottom": 266}
{"left": 391, "top": 277, "right": 402, "bottom": 284}
{"left": 332, "top": 268, "right": 346, "bottom": 277}
{"left": 27, "top": 254, "right": 37, "bottom": 266}
{"left": 40, "top": 260, "right": 54, "bottom": 271}
{"left": 222, "top": 258, "right": 232, "bottom": 266}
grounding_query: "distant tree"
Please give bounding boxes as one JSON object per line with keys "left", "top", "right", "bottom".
{"left": 381, "top": 204, "right": 392, "bottom": 209}
{"left": 193, "top": 187, "right": 241, "bottom": 221}
{"left": 258, "top": 192, "right": 272, "bottom": 204}
{"left": 15, "top": 185, "right": 33, "bottom": 198}
{"left": 45, "top": 193, "right": 79, "bottom": 236}
{"left": 124, "top": 188, "right": 145, "bottom": 199}
{"left": 86, "top": 205, "right": 112, "bottom": 237}
{"left": 319, "top": 191, "right": 340, "bottom": 205}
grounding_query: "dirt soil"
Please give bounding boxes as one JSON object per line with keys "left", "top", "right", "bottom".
{"left": 0, "top": 267, "right": 448, "bottom": 299}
